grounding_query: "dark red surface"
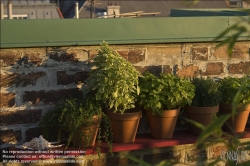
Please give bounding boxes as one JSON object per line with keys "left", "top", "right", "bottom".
{"left": 8, "top": 129, "right": 250, "bottom": 159}
{"left": 98, "top": 130, "right": 197, "bottom": 153}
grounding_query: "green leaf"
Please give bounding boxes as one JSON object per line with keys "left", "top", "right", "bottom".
{"left": 185, "top": 118, "right": 206, "bottom": 131}
{"left": 195, "top": 114, "right": 230, "bottom": 146}
{"left": 156, "top": 102, "right": 162, "bottom": 109}
{"left": 137, "top": 85, "right": 140, "bottom": 95}
{"left": 113, "top": 90, "right": 118, "bottom": 98}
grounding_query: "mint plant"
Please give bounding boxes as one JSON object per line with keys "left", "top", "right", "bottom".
{"left": 139, "top": 72, "right": 195, "bottom": 115}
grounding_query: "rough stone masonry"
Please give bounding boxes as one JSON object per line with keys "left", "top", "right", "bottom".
{"left": 0, "top": 41, "right": 250, "bottom": 149}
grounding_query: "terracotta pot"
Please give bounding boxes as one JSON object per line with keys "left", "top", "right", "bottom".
{"left": 219, "top": 103, "right": 250, "bottom": 132}
{"left": 145, "top": 108, "right": 180, "bottom": 139}
{"left": 185, "top": 105, "right": 219, "bottom": 135}
{"left": 107, "top": 108, "right": 142, "bottom": 143}
{"left": 72, "top": 116, "right": 101, "bottom": 147}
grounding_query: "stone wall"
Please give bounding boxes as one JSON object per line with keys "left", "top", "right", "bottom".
{"left": 84, "top": 139, "right": 250, "bottom": 166}
{"left": 1, "top": 41, "right": 250, "bottom": 148}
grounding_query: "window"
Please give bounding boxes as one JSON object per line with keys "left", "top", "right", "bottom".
{"left": 3, "top": 14, "right": 28, "bottom": 19}
{"left": 230, "top": 0, "right": 242, "bottom": 8}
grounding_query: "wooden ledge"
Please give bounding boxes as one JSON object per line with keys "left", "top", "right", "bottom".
{"left": 91, "top": 128, "right": 250, "bottom": 154}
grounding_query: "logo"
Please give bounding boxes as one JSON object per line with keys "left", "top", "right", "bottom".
{"left": 220, "top": 148, "right": 248, "bottom": 165}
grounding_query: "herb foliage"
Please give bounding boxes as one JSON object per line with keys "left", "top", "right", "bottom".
{"left": 84, "top": 42, "right": 140, "bottom": 114}
{"left": 219, "top": 76, "right": 250, "bottom": 104}
{"left": 191, "top": 77, "right": 222, "bottom": 107}
{"left": 40, "top": 97, "right": 113, "bottom": 157}
{"left": 139, "top": 72, "right": 195, "bottom": 115}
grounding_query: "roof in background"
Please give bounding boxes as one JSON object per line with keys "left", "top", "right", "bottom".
{"left": 79, "top": 0, "right": 229, "bottom": 18}
{"left": 59, "top": 0, "right": 86, "bottom": 18}
{"left": 2, "top": 0, "right": 52, "bottom": 5}
{"left": 2, "top": 0, "right": 62, "bottom": 19}
{"left": 170, "top": 8, "right": 250, "bottom": 17}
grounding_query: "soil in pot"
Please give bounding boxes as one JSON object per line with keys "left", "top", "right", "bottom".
{"left": 185, "top": 105, "right": 219, "bottom": 135}
{"left": 145, "top": 108, "right": 180, "bottom": 139}
{"left": 219, "top": 103, "right": 250, "bottom": 132}
{"left": 107, "top": 108, "right": 142, "bottom": 143}
{"left": 72, "top": 116, "right": 100, "bottom": 147}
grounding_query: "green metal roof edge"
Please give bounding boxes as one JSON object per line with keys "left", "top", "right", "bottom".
{"left": 0, "top": 16, "right": 249, "bottom": 48}
{"left": 2, "top": 37, "right": 249, "bottom": 48}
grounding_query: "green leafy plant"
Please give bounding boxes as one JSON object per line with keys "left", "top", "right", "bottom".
{"left": 191, "top": 7, "right": 250, "bottom": 166}
{"left": 191, "top": 77, "right": 222, "bottom": 107}
{"left": 114, "top": 3, "right": 250, "bottom": 166}
{"left": 219, "top": 76, "right": 250, "bottom": 104}
{"left": 39, "top": 103, "right": 65, "bottom": 142}
{"left": 84, "top": 42, "right": 140, "bottom": 114}
{"left": 139, "top": 72, "right": 195, "bottom": 115}
{"left": 40, "top": 97, "right": 113, "bottom": 157}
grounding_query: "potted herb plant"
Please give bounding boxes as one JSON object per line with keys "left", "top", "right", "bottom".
{"left": 84, "top": 42, "right": 142, "bottom": 143}
{"left": 40, "top": 96, "right": 113, "bottom": 156}
{"left": 219, "top": 76, "right": 250, "bottom": 132}
{"left": 139, "top": 72, "right": 195, "bottom": 139}
{"left": 184, "top": 77, "right": 222, "bottom": 135}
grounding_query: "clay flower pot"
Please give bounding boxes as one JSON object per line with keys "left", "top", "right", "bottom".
{"left": 72, "top": 116, "right": 101, "bottom": 147}
{"left": 107, "top": 108, "right": 142, "bottom": 143}
{"left": 145, "top": 108, "right": 180, "bottom": 139}
{"left": 219, "top": 103, "right": 250, "bottom": 132}
{"left": 185, "top": 105, "right": 219, "bottom": 135}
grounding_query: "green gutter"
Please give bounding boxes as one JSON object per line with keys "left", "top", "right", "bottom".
{"left": 0, "top": 16, "right": 249, "bottom": 48}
